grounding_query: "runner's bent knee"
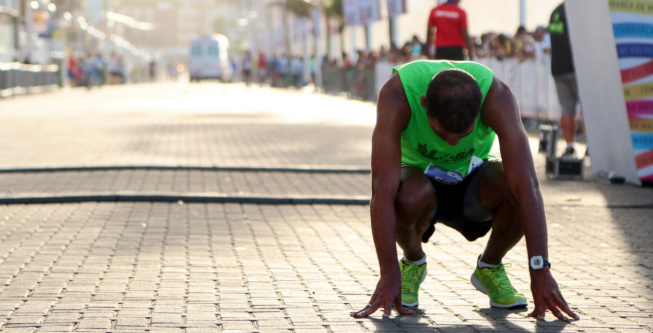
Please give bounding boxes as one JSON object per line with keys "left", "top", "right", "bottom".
{"left": 476, "top": 162, "right": 517, "bottom": 213}
{"left": 396, "top": 167, "right": 435, "bottom": 226}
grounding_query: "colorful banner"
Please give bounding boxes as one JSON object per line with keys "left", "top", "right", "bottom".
{"left": 613, "top": 23, "right": 653, "bottom": 39}
{"left": 629, "top": 117, "right": 653, "bottom": 133}
{"left": 616, "top": 43, "right": 653, "bottom": 58}
{"left": 311, "top": 8, "right": 322, "bottom": 38}
{"left": 608, "top": 0, "right": 653, "bottom": 14}
{"left": 358, "top": 0, "right": 380, "bottom": 25}
{"left": 631, "top": 132, "right": 653, "bottom": 149}
{"left": 292, "top": 16, "right": 309, "bottom": 42}
{"left": 343, "top": 0, "right": 380, "bottom": 26}
{"left": 621, "top": 59, "right": 653, "bottom": 83}
{"left": 387, "top": 0, "right": 406, "bottom": 18}
{"left": 627, "top": 100, "right": 653, "bottom": 116}
{"left": 635, "top": 149, "right": 653, "bottom": 168}
{"left": 610, "top": 0, "right": 653, "bottom": 183}
{"left": 343, "top": 0, "right": 360, "bottom": 26}
{"left": 622, "top": 81, "right": 653, "bottom": 100}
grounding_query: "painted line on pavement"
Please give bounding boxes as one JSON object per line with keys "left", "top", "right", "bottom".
{"left": 0, "top": 193, "right": 371, "bottom": 205}
{"left": 0, "top": 165, "right": 371, "bottom": 174}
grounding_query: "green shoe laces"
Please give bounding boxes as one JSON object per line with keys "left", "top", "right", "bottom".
{"left": 487, "top": 263, "right": 516, "bottom": 294}
{"left": 401, "top": 262, "right": 420, "bottom": 293}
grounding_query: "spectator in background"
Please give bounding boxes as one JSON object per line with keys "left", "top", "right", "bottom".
{"left": 387, "top": 44, "right": 405, "bottom": 63}
{"left": 533, "top": 26, "right": 551, "bottom": 62}
{"left": 242, "top": 52, "right": 252, "bottom": 86}
{"left": 472, "top": 34, "right": 489, "bottom": 58}
{"left": 290, "top": 56, "right": 303, "bottom": 88}
{"left": 379, "top": 45, "right": 390, "bottom": 62}
{"left": 496, "top": 34, "right": 512, "bottom": 59}
{"left": 67, "top": 55, "right": 82, "bottom": 86}
{"left": 425, "top": 0, "right": 474, "bottom": 60}
{"left": 149, "top": 60, "right": 157, "bottom": 82}
{"left": 513, "top": 26, "right": 535, "bottom": 62}
{"left": 270, "top": 55, "right": 281, "bottom": 87}
{"left": 94, "top": 54, "right": 106, "bottom": 85}
{"left": 409, "top": 35, "right": 423, "bottom": 60}
{"left": 309, "top": 55, "right": 318, "bottom": 86}
{"left": 82, "top": 52, "right": 99, "bottom": 88}
{"left": 549, "top": 1, "right": 583, "bottom": 157}
{"left": 257, "top": 52, "right": 268, "bottom": 86}
{"left": 108, "top": 52, "right": 124, "bottom": 85}
{"left": 341, "top": 52, "right": 354, "bottom": 70}
{"left": 167, "top": 63, "right": 177, "bottom": 81}
{"left": 278, "top": 54, "right": 290, "bottom": 87}
{"left": 353, "top": 50, "right": 378, "bottom": 100}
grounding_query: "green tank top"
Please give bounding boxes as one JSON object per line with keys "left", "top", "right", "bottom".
{"left": 393, "top": 60, "right": 495, "bottom": 181}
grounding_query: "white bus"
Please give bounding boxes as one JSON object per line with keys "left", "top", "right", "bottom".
{"left": 188, "top": 34, "right": 233, "bottom": 82}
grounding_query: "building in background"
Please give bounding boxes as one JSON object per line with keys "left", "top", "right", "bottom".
{"left": 0, "top": 0, "right": 19, "bottom": 62}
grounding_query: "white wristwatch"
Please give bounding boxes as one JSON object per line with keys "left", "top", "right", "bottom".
{"left": 529, "top": 256, "right": 551, "bottom": 270}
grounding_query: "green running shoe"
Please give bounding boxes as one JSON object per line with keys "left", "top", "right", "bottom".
{"left": 400, "top": 260, "right": 427, "bottom": 307}
{"left": 471, "top": 262, "right": 528, "bottom": 309}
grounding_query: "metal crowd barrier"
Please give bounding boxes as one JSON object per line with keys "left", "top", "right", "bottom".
{"left": 0, "top": 63, "right": 60, "bottom": 98}
{"left": 322, "top": 67, "right": 378, "bottom": 101}
{"left": 477, "top": 57, "right": 562, "bottom": 123}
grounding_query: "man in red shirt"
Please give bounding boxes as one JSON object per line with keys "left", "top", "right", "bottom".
{"left": 425, "top": 0, "right": 474, "bottom": 60}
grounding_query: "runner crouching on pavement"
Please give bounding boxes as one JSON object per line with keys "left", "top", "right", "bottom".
{"left": 350, "top": 60, "right": 579, "bottom": 322}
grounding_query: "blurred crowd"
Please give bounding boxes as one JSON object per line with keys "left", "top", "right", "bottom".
{"left": 319, "top": 25, "right": 552, "bottom": 72}
{"left": 239, "top": 52, "right": 321, "bottom": 89}
{"left": 67, "top": 51, "right": 163, "bottom": 89}
{"left": 474, "top": 26, "right": 551, "bottom": 62}
{"left": 230, "top": 25, "right": 552, "bottom": 101}
{"left": 63, "top": 25, "right": 551, "bottom": 96}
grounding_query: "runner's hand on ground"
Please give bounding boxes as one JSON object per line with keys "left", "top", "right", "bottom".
{"left": 350, "top": 274, "right": 413, "bottom": 318}
{"left": 528, "top": 269, "right": 580, "bottom": 321}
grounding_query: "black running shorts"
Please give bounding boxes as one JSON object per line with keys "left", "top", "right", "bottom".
{"left": 421, "top": 161, "right": 496, "bottom": 243}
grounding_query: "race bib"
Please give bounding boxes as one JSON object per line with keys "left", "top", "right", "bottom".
{"left": 424, "top": 156, "right": 485, "bottom": 185}
{"left": 424, "top": 164, "right": 464, "bottom": 184}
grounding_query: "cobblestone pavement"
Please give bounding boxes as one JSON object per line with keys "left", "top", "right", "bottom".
{"left": 0, "top": 83, "right": 651, "bottom": 332}
{"left": 0, "top": 169, "right": 370, "bottom": 199}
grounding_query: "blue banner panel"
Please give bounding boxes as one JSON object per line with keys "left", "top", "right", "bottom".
{"left": 631, "top": 132, "right": 653, "bottom": 149}
{"left": 617, "top": 43, "right": 653, "bottom": 58}
{"left": 613, "top": 23, "right": 653, "bottom": 39}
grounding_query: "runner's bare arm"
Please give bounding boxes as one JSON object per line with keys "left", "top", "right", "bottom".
{"left": 351, "top": 73, "right": 413, "bottom": 318}
{"left": 481, "top": 77, "right": 579, "bottom": 321}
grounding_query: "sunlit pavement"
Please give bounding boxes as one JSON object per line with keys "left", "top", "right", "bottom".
{"left": 0, "top": 82, "right": 651, "bottom": 333}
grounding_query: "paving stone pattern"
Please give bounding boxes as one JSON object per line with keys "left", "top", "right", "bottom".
{"left": 0, "top": 83, "right": 651, "bottom": 332}
{"left": 0, "top": 202, "right": 651, "bottom": 332}
{"left": 0, "top": 170, "right": 370, "bottom": 198}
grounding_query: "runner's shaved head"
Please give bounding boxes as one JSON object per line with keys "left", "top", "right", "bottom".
{"left": 424, "top": 68, "right": 483, "bottom": 133}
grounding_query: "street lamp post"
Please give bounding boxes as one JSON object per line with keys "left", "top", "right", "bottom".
{"left": 303, "top": 0, "right": 326, "bottom": 89}
{"left": 311, "top": 5, "right": 323, "bottom": 89}
{"left": 24, "top": 0, "right": 36, "bottom": 63}
{"left": 520, "top": 0, "right": 526, "bottom": 27}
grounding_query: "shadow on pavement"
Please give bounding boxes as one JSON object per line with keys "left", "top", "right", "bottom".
{"left": 538, "top": 158, "right": 653, "bottom": 326}
{"left": 361, "top": 306, "right": 571, "bottom": 333}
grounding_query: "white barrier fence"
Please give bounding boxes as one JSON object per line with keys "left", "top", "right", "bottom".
{"left": 374, "top": 58, "right": 563, "bottom": 123}
{"left": 478, "top": 57, "right": 562, "bottom": 122}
